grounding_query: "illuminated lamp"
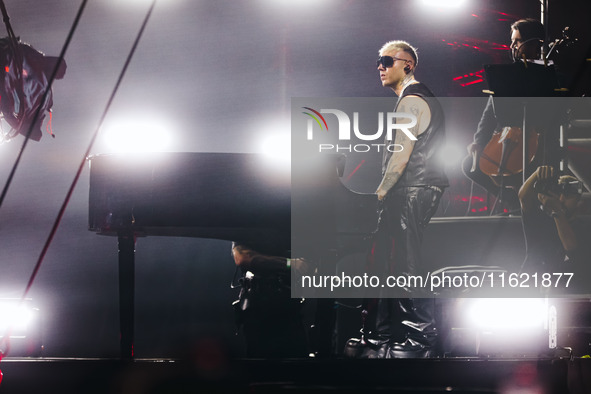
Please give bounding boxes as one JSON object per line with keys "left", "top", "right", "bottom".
{"left": 256, "top": 116, "right": 291, "bottom": 170}
{"left": 0, "top": 299, "right": 42, "bottom": 357}
{"left": 99, "top": 117, "right": 174, "bottom": 154}
{"left": 421, "top": 0, "right": 466, "bottom": 8}
{"left": 465, "top": 298, "right": 547, "bottom": 329}
{"left": 260, "top": 133, "right": 290, "bottom": 163}
{"left": 444, "top": 298, "right": 552, "bottom": 357}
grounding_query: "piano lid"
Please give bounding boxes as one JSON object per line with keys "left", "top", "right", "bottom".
{"left": 88, "top": 152, "right": 291, "bottom": 243}
{"left": 88, "top": 152, "right": 378, "bottom": 253}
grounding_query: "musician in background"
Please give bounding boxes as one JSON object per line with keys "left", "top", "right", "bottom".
{"left": 346, "top": 40, "right": 448, "bottom": 358}
{"left": 231, "top": 241, "right": 309, "bottom": 358}
{"left": 518, "top": 166, "right": 590, "bottom": 285}
{"left": 462, "top": 18, "right": 548, "bottom": 212}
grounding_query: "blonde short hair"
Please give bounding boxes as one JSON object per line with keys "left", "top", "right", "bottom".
{"left": 379, "top": 40, "right": 418, "bottom": 68}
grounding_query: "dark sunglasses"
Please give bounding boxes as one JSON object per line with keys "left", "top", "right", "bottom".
{"left": 376, "top": 55, "right": 410, "bottom": 68}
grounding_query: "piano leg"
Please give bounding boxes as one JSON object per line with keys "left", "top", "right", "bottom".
{"left": 117, "top": 231, "right": 135, "bottom": 359}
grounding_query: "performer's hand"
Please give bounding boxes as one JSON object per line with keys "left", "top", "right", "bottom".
{"left": 376, "top": 189, "right": 387, "bottom": 201}
{"left": 534, "top": 165, "right": 555, "bottom": 181}
{"left": 466, "top": 142, "right": 482, "bottom": 156}
{"left": 538, "top": 192, "right": 564, "bottom": 217}
{"left": 291, "top": 258, "right": 314, "bottom": 276}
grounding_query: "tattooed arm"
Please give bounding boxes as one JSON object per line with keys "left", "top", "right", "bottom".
{"left": 376, "top": 95, "right": 431, "bottom": 200}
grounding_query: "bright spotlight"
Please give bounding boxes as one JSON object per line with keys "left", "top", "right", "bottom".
{"left": 254, "top": 116, "right": 291, "bottom": 168}
{"left": 253, "top": 132, "right": 291, "bottom": 188}
{"left": 100, "top": 117, "right": 174, "bottom": 153}
{"left": 465, "top": 298, "right": 546, "bottom": 330}
{"left": 262, "top": 0, "right": 337, "bottom": 9}
{"left": 0, "top": 298, "right": 42, "bottom": 356}
{"left": 0, "top": 302, "right": 34, "bottom": 332}
{"left": 421, "top": 0, "right": 466, "bottom": 7}
{"left": 439, "top": 143, "right": 465, "bottom": 168}
{"left": 260, "top": 133, "right": 290, "bottom": 162}
{"left": 105, "top": 0, "right": 178, "bottom": 8}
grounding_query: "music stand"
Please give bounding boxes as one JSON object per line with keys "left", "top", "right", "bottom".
{"left": 484, "top": 62, "right": 560, "bottom": 98}
{"left": 483, "top": 62, "right": 561, "bottom": 193}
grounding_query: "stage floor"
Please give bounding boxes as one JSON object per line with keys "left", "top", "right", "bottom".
{"left": 0, "top": 356, "right": 589, "bottom": 393}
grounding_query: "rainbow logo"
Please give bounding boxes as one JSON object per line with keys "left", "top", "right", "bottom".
{"left": 302, "top": 107, "right": 328, "bottom": 131}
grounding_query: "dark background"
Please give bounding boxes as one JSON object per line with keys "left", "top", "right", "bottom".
{"left": 0, "top": 0, "right": 589, "bottom": 358}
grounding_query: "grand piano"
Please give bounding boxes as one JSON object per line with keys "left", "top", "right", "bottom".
{"left": 88, "top": 152, "right": 377, "bottom": 359}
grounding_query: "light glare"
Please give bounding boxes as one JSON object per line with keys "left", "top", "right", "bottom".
{"left": 439, "top": 143, "right": 465, "bottom": 168}
{"left": 466, "top": 299, "right": 546, "bottom": 329}
{"left": 0, "top": 303, "right": 34, "bottom": 332}
{"left": 100, "top": 118, "right": 174, "bottom": 153}
{"left": 262, "top": 0, "right": 337, "bottom": 9}
{"left": 260, "top": 133, "right": 291, "bottom": 163}
{"left": 421, "top": 0, "right": 466, "bottom": 7}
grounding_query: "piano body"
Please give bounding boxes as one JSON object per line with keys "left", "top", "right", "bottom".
{"left": 88, "top": 152, "right": 377, "bottom": 358}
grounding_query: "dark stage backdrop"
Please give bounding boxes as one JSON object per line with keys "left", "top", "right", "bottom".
{"left": 0, "top": 0, "right": 588, "bottom": 358}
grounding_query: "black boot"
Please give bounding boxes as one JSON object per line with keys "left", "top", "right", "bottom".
{"left": 343, "top": 337, "right": 390, "bottom": 359}
{"left": 387, "top": 298, "right": 439, "bottom": 358}
{"left": 343, "top": 299, "right": 393, "bottom": 359}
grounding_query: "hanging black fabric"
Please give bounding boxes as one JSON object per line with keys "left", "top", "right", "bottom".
{"left": 0, "top": 37, "right": 66, "bottom": 141}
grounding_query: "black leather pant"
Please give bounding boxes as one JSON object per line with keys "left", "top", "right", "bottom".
{"left": 376, "top": 186, "right": 442, "bottom": 277}
{"left": 364, "top": 186, "right": 442, "bottom": 345}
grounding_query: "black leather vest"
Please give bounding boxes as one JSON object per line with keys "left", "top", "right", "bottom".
{"left": 382, "top": 83, "right": 449, "bottom": 188}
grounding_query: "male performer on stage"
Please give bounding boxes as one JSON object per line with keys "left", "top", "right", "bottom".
{"left": 461, "top": 18, "right": 550, "bottom": 212}
{"left": 345, "top": 40, "right": 448, "bottom": 358}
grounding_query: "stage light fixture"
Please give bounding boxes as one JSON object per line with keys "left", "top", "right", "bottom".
{"left": 253, "top": 130, "right": 290, "bottom": 188}
{"left": 444, "top": 298, "right": 552, "bottom": 357}
{"left": 421, "top": 0, "right": 466, "bottom": 8}
{"left": 105, "top": 0, "right": 177, "bottom": 8}
{"left": 254, "top": 116, "right": 291, "bottom": 166}
{"left": 262, "top": 0, "right": 336, "bottom": 9}
{"left": 100, "top": 117, "right": 174, "bottom": 154}
{"left": 260, "top": 133, "right": 291, "bottom": 164}
{"left": 0, "top": 302, "right": 34, "bottom": 332}
{"left": 0, "top": 299, "right": 42, "bottom": 356}
{"left": 465, "top": 298, "right": 546, "bottom": 330}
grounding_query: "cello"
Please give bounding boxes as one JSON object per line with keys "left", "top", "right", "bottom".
{"left": 477, "top": 126, "right": 539, "bottom": 188}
